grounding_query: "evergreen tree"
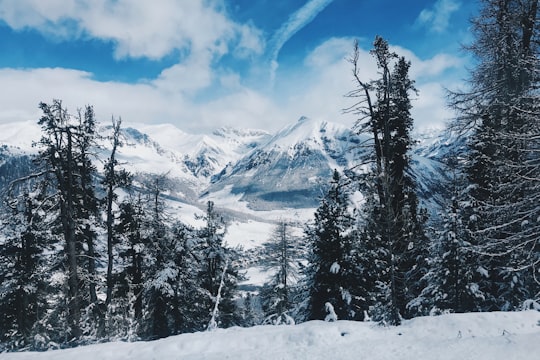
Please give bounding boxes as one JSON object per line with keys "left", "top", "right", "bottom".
{"left": 103, "top": 116, "right": 132, "bottom": 314}
{"left": 139, "top": 175, "right": 174, "bottom": 339}
{"left": 195, "top": 201, "right": 239, "bottom": 330}
{"left": 34, "top": 100, "right": 85, "bottom": 340}
{"left": 414, "top": 155, "right": 482, "bottom": 314}
{"left": 0, "top": 100, "right": 105, "bottom": 346}
{"left": 113, "top": 193, "right": 147, "bottom": 339}
{"left": 449, "top": 0, "right": 539, "bottom": 310}
{"left": 0, "top": 190, "right": 49, "bottom": 350}
{"left": 167, "top": 221, "right": 204, "bottom": 333}
{"left": 347, "top": 37, "right": 428, "bottom": 324}
{"left": 73, "top": 105, "right": 103, "bottom": 338}
{"left": 304, "top": 170, "right": 362, "bottom": 321}
{"left": 260, "top": 221, "right": 299, "bottom": 325}
{"left": 14, "top": 100, "right": 105, "bottom": 343}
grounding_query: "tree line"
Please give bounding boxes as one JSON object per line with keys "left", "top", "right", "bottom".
{"left": 0, "top": 101, "right": 242, "bottom": 350}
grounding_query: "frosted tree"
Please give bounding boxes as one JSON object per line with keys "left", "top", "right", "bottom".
{"left": 195, "top": 201, "right": 240, "bottom": 330}
{"left": 113, "top": 193, "right": 147, "bottom": 339}
{"left": 30, "top": 100, "right": 105, "bottom": 341}
{"left": 72, "top": 105, "right": 103, "bottom": 338}
{"left": 304, "top": 170, "right": 363, "bottom": 321}
{"left": 347, "top": 37, "right": 428, "bottom": 324}
{"left": 449, "top": 0, "right": 540, "bottom": 310}
{"left": 260, "top": 221, "right": 299, "bottom": 325}
{"left": 0, "top": 190, "right": 50, "bottom": 350}
{"left": 1, "top": 100, "right": 106, "bottom": 345}
{"left": 414, "top": 154, "right": 483, "bottom": 314}
{"left": 103, "top": 117, "right": 132, "bottom": 313}
{"left": 138, "top": 175, "right": 179, "bottom": 339}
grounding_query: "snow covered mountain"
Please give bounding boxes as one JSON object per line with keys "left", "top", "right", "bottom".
{"left": 0, "top": 116, "right": 449, "bottom": 212}
{"left": 134, "top": 123, "right": 271, "bottom": 179}
{"left": 204, "top": 116, "right": 364, "bottom": 209}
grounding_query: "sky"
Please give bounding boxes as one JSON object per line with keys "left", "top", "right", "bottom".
{"left": 0, "top": 0, "right": 478, "bottom": 134}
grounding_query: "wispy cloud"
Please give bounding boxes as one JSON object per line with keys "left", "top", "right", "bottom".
{"left": 415, "top": 0, "right": 461, "bottom": 33}
{"left": 267, "top": 0, "right": 334, "bottom": 85}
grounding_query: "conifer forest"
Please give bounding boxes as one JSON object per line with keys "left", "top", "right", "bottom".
{"left": 0, "top": 0, "right": 538, "bottom": 352}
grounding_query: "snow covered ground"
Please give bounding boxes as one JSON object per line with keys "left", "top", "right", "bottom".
{"left": 2, "top": 311, "right": 538, "bottom": 360}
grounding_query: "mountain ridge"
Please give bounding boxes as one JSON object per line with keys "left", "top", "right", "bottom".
{"left": 0, "top": 117, "right": 448, "bottom": 212}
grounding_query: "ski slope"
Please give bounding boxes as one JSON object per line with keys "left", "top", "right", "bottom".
{"left": 2, "top": 311, "right": 538, "bottom": 360}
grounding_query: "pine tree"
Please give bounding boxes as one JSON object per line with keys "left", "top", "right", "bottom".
{"left": 101, "top": 117, "right": 133, "bottom": 339}
{"left": 304, "top": 170, "right": 363, "bottom": 321}
{"left": 195, "top": 201, "right": 239, "bottom": 330}
{"left": 23, "top": 100, "right": 104, "bottom": 343}
{"left": 0, "top": 190, "right": 49, "bottom": 350}
{"left": 347, "top": 37, "right": 428, "bottom": 324}
{"left": 139, "top": 175, "right": 175, "bottom": 339}
{"left": 415, "top": 154, "right": 483, "bottom": 314}
{"left": 35, "top": 100, "right": 84, "bottom": 340}
{"left": 449, "top": 0, "right": 540, "bottom": 310}
{"left": 260, "top": 221, "right": 299, "bottom": 325}
{"left": 73, "top": 105, "right": 103, "bottom": 338}
{"left": 114, "top": 194, "right": 146, "bottom": 339}
{"left": 103, "top": 116, "right": 132, "bottom": 315}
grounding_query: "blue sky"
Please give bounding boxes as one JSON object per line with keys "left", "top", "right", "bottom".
{"left": 0, "top": 0, "right": 476, "bottom": 133}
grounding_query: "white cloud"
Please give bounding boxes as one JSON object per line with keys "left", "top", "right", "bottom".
{"left": 416, "top": 0, "right": 461, "bottom": 33}
{"left": 153, "top": 51, "right": 214, "bottom": 94}
{"left": 0, "top": 0, "right": 268, "bottom": 122}
{"left": 0, "top": 66, "right": 284, "bottom": 134}
{"left": 0, "top": 0, "right": 262, "bottom": 60}
{"left": 235, "top": 23, "right": 265, "bottom": 59}
{"left": 275, "top": 37, "right": 467, "bottom": 132}
{"left": 412, "top": 82, "right": 453, "bottom": 131}
{"left": 0, "top": 67, "right": 189, "bottom": 129}
{"left": 198, "top": 89, "right": 284, "bottom": 131}
{"left": 298, "top": 38, "right": 372, "bottom": 120}
{"left": 267, "top": 0, "right": 335, "bottom": 84}
{"left": 390, "top": 45, "right": 464, "bottom": 79}
{"left": 0, "top": 35, "right": 467, "bottom": 135}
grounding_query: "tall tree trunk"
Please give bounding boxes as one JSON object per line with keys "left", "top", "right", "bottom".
{"left": 63, "top": 127, "right": 81, "bottom": 339}
{"left": 105, "top": 119, "right": 122, "bottom": 307}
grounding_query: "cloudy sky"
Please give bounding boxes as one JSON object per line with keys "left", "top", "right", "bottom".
{"left": 0, "top": 0, "right": 476, "bottom": 133}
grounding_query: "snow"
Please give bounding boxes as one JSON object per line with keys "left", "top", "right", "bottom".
{"left": 330, "top": 261, "right": 340, "bottom": 274}
{"left": 477, "top": 266, "right": 490, "bottom": 278}
{"left": 324, "top": 302, "right": 338, "bottom": 322}
{"left": 2, "top": 311, "right": 538, "bottom": 359}
{"left": 136, "top": 122, "right": 270, "bottom": 174}
{"left": 225, "top": 220, "right": 275, "bottom": 250}
{"left": 202, "top": 185, "right": 252, "bottom": 214}
{"left": 238, "top": 266, "right": 275, "bottom": 287}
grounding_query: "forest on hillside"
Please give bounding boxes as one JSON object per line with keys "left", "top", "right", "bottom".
{"left": 0, "top": 0, "right": 538, "bottom": 352}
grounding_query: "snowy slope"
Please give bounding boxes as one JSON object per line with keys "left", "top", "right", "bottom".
{"left": 2, "top": 311, "right": 538, "bottom": 360}
{"left": 0, "top": 121, "right": 41, "bottom": 153}
{"left": 135, "top": 123, "right": 270, "bottom": 179}
{"left": 205, "top": 117, "right": 364, "bottom": 210}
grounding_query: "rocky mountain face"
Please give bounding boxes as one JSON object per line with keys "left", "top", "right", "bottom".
{"left": 0, "top": 118, "right": 449, "bottom": 212}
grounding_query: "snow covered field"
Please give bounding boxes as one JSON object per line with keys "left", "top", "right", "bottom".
{"left": 2, "top": 311, "right": 538, "bottom": 360}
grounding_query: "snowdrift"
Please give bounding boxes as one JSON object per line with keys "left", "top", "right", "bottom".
{"left": 2, "top": 311, "right": 539, "bottom": 360}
